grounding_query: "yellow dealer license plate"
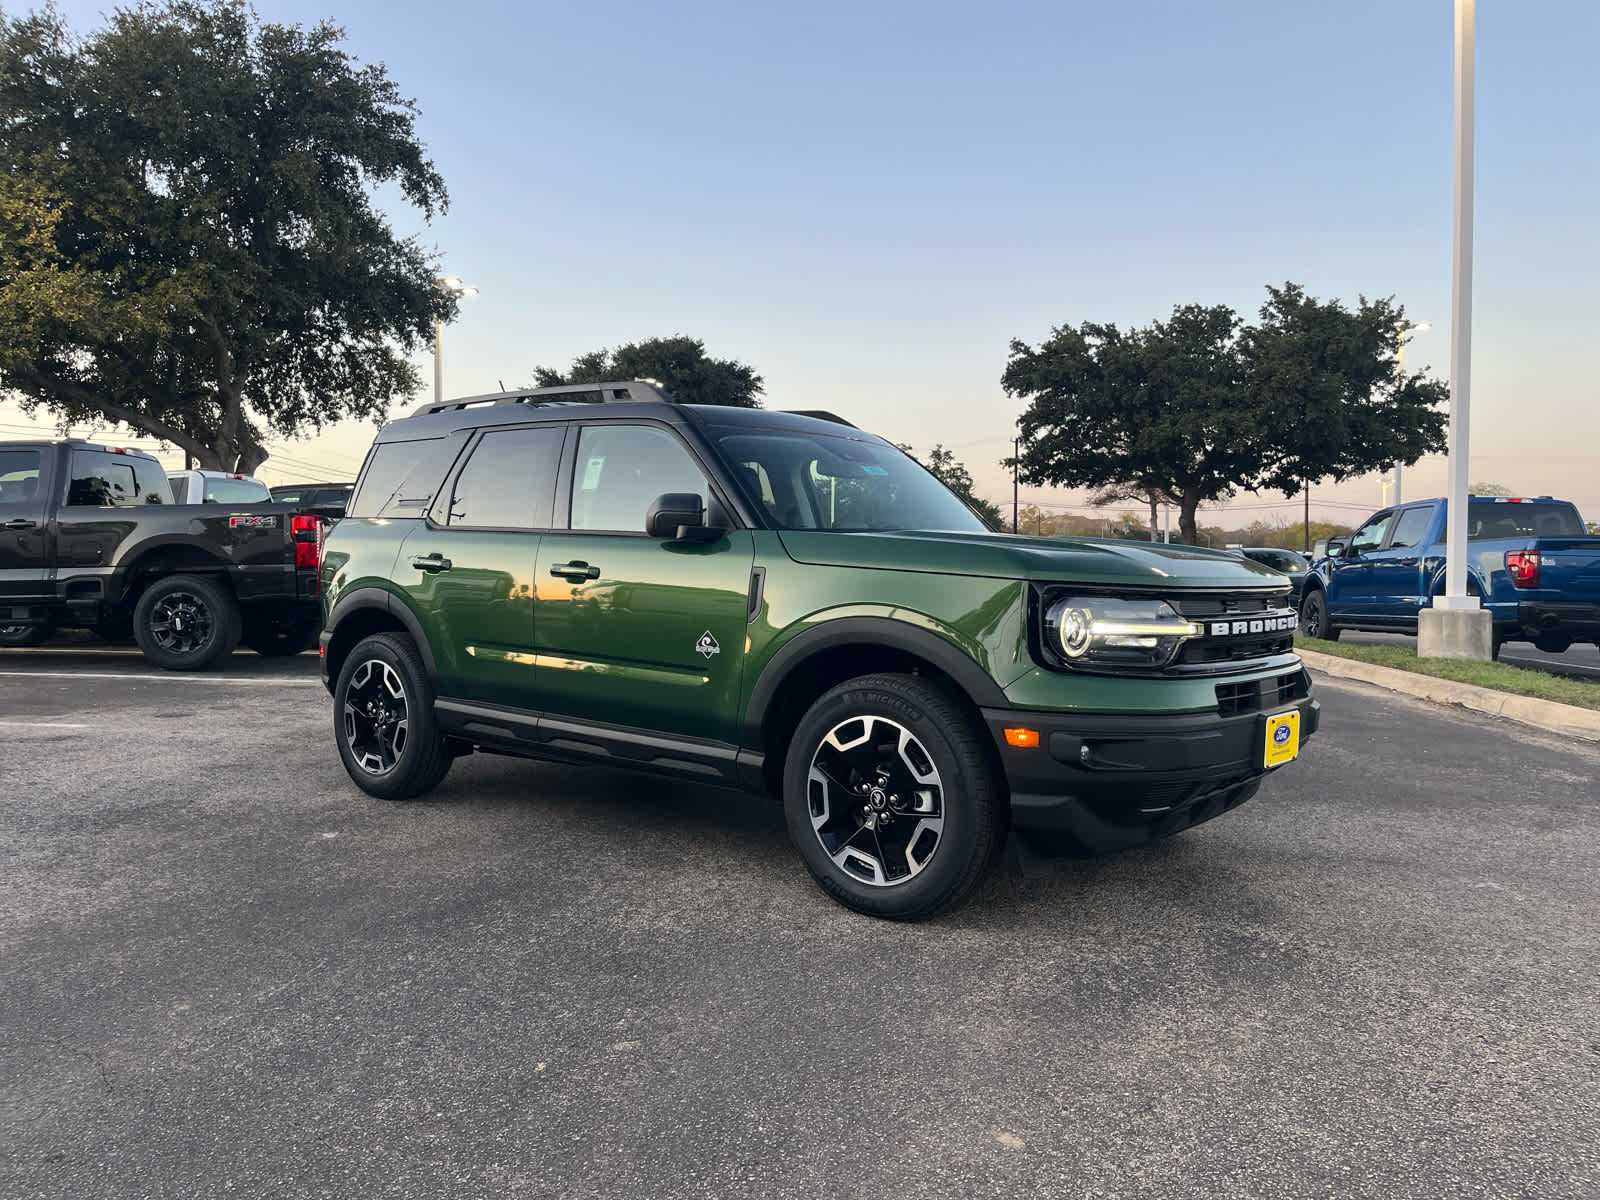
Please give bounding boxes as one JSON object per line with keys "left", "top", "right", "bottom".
{"left": 1263, "top": 710, "right": 1301, "bottom": 768}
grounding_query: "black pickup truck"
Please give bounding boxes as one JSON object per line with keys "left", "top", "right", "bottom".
{"left": 0, "top": 440, "right": 322, "bottom": 668}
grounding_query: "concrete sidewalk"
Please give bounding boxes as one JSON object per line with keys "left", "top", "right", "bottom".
{"left": 1298, "top": 647, "right": 1600, "bottom": 742}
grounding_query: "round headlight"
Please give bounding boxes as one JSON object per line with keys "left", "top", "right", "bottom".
{"left": 1058, "top": 606, "right": 1092, "bottom": 657}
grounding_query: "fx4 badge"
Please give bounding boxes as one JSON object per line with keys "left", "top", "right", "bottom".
{"left": 696, "top": 631, "right": 720, "bottom": 659}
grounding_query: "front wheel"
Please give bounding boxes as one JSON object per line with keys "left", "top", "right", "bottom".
{"left": 333, "top": 632, "right": 453, "bottom": 800}
{"left": 1299, "top": 589, "right": 1340, "bottom": 642}
{"left": 782, "top": 673, "right": 1004, "bottom": 921}
{"left": 132, "top": 575, "right": 240, "bottom": 670}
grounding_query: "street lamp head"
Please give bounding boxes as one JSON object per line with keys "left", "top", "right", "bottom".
{"left": 436, "top": 275, "right": 477, "bottom": 297}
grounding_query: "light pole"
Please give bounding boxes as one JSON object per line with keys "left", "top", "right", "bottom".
{"left": 1419, "top": 0, "right": 1490, "bottom": 660}
{"left": 1390, "top": 319, "right": 1431, "bottom": 504}
{"left": 434, "top": 276, "right": 478, "bottom": 405}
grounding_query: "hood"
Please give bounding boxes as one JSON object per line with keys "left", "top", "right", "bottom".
{"left": 777, "top": 529, "right": 1292, "bottom": 591}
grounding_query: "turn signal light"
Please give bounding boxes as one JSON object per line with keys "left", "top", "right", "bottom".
{"left": 1003, "top": 727, "right": 1040, "bottom": 748}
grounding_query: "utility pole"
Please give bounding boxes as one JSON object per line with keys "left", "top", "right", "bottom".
{"left": 1011, "top": 437, "right": 1019, "bottom": 534}
{"left": 1303, "top": 482, "right": 1310, "bottom": 552}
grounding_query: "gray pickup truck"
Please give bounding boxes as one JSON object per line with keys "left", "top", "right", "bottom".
{"left": 0, "top": 440, "right": 322, "bottom": 667}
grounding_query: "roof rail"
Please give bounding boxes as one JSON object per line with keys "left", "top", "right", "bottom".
{"left": 782, "top": 409, "right": 858, "bottom": 428}
{"left": 410, "top": 379, "right": 675, "bottom": 418}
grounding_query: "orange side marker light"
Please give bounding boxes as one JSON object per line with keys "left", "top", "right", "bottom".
{"left": 1003, "top": 727, "right": 1040, "bottom": 748}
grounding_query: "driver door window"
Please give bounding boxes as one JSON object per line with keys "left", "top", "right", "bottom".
{"left": 1348, "top": 512, "right": 1395, "bottom": 556}
{"left": 570, "top": 425, "right": 709, "bottom": 533}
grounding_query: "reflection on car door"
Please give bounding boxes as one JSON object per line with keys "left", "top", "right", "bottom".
{"left": 1324, "top": 509, "right": 1395, "bottom": 620}
{"left": 1364, "top": 503, "right": 1437, "bottom": 625}
{"left": 531, "top": 421, "right": 755, "bottom": 745}
{"left": 395, "top": 425, "right": 564, "bottom": 708}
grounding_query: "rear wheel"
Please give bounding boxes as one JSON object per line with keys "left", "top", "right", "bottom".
{"left": 0, "top": 622, "right": 54, "bottom": 647}
{"left": 1299, "top": 589, "right": 1339, "bottom": 642}
{"left": 782, "top": 673, "right": 1003, "bottom": 921}
{"left": 333, "top": 632, "right": 452, "bottom": 800}
{"left": 132, "top": 575, "right": 240, "bottom": 670}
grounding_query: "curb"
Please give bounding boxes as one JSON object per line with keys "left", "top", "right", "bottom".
{"left": 1297, "top": 648, "right": 1600, "bottom": 743}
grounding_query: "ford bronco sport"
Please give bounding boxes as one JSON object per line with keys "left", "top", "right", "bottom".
{"left": 320, "top": 381, "right": 1318, "bottom": 919}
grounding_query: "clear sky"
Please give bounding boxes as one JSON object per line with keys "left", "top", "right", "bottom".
{"left": 6, "top": 0, "right": 1597, "bottom": 528}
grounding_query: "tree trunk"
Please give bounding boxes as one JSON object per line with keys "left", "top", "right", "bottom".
{"left": 1178, "top": 495, "right": 1201, "bottom": 546}
{"left": 1146, "top": 492, "right": 1160, "bottom": 541}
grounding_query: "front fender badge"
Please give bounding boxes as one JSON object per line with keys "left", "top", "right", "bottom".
{"left": 696, "top": 631, "right": 720, "bottom": 659}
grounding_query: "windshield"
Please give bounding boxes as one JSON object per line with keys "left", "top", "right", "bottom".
{"left": 1247, "top": 549, "right": 1307, "bottom": 574}
{"left": 713, "top": 429, "right": 988, "bottom": 533}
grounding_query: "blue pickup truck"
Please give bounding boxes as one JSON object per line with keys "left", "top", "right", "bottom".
{"left": 1299, "top": 496, "right": 1600, "bottom": 656}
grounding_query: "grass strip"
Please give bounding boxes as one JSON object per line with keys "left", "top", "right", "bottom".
{"left": 1296, "top": 638, "right": 1600, "bottom": 711}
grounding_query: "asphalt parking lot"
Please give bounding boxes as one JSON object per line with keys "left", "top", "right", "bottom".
{"left": 3, "top": 652, "right": 1598, "bottom": 1200}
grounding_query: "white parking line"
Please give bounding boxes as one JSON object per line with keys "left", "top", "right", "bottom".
{"left": 0, "top": 670, "right": 322, "bottom": 686}
{"left": 0, "top": 720, "right": 90, "bottom": 728}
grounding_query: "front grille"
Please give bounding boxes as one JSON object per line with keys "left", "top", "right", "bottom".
{"left": 1215, "top": 670, "right": 1308, "bottom": 716}
{"left": 1169, "top": 590, "right": 1296, "bottom": 670}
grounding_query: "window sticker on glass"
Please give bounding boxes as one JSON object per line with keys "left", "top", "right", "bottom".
{"left": 581, "top": 456, "right": 605, "bottom": 491}
{"left": 861, "top": 464, "right": 888, "bottom": 476}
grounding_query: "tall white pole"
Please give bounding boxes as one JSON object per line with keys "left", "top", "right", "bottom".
{"left": 433, "top": 318, "right": 444, "bottom": 406}
{"left": 1443, "top": 0, "right": 1475, "bottom": 605}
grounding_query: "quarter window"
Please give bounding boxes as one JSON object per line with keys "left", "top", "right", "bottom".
{"left": 570, "top": 425, "right": 709, "bottom": 533}
{"left": 445, "top": 427, "right": 564, "bottom": 529}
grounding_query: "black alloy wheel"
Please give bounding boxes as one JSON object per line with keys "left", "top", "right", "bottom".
{"left": 342, "top": 658, "right": 410, "bottom": 775}
{"left": 805, "top": 713, "right": 947, "bottom": 887}
{"left": 783, "top": 673, "right": 1003, "bottom": 921}
{"left": 1300, "top": 589, "right": 1339, "bottom": 642}
{"left": 132, "top": 574, "right": 240, "bottom": 670}
{"left": 332, "top": 632, "right": 453, "bottom": 800}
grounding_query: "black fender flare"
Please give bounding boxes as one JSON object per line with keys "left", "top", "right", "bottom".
{"left": 742, "top": 616, "right": 1010, "bottom": 746}
{"left": 325, "top": 586, "right": 439, "bottom": 682}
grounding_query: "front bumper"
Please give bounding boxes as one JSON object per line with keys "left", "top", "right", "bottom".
{"left": 981, "top": 694, "right": 1320, "bottom": 855}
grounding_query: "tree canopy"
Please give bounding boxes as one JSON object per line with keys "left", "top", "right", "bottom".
{"left": 1002, "top": 283, "right": 1450, "bottom": 544}
{"left": 0, "top": 0, "right": 451, "bottom": 470}
{"left": 532, "top": 336, "right": 763, "bottom": 408}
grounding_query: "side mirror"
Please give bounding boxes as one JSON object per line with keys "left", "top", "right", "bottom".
{"left": 645, "top": 492, "right": 721, "bottom": 542}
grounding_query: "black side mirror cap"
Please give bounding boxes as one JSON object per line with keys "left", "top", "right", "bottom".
{"left": 646, "top": 492, "right": 721, "bottom": 541}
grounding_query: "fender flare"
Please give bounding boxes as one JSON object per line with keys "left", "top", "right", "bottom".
{"left": 742, "top": 616, "right": 1010, "bottom": 745}
{"left": 326, "top": 585, "right": 439, "bottom": 681}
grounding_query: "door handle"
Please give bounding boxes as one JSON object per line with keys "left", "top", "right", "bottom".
{"left": 549, "top": 561, "right": 601, "bottom": 581}
{"left": 409, "top": 553, "right": 452, "bottom": 573}
{"left": 3, "top": 518, "right": 35, "bottom": 530}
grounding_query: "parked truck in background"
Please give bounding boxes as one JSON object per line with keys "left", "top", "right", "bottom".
{"left": 165, "top": 468, "right": 273, "bottom": 506}
{"left": 0, "top": 440, "right": 323, "bottom": 665}
{"left": 1299, "top": 495, "right": 1600, "bottom": 656}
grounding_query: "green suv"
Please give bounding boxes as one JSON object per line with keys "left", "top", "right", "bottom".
{"left": 320, "top": 381, "right": 1318, "bottom": 919}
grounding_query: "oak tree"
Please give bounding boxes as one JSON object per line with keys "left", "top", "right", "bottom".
{"left": 0, "top": 1, "right": 452, "bottom": 470}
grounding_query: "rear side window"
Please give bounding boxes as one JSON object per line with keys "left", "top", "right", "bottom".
{"left": 1387, "top": 506, "right": 1434, "bottom": 549}
{"left": 348, "top": 435, "right": 465, "bottom": 519}
{"left": 0, "top": 449, "right": 42, "bottom": 504}
{"left": 442, "top": 427, "right": 564, "bottom": 529}
{"left": 68, "top": 450, "right": 165, "bottom": 506}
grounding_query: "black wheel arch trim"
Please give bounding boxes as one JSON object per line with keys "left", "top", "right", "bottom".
{"left": 326, "top": 586, "right": 439, "bottom": 682}
{"left": 742, "top": 616, "right": 1010, "bottom": 746}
